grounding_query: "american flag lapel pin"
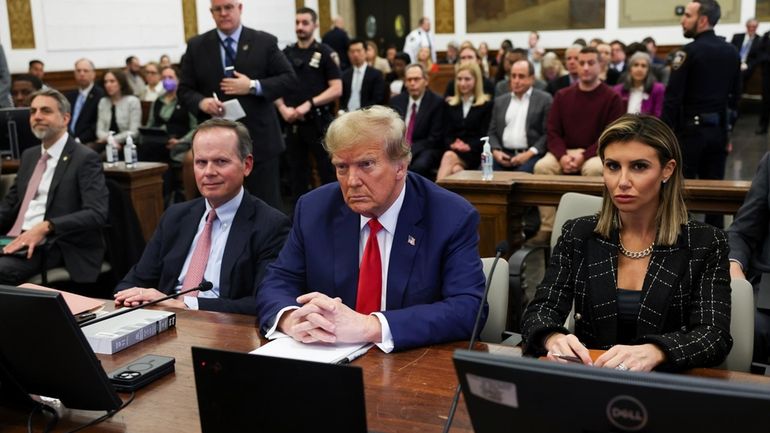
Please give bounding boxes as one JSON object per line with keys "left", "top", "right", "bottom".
{"left": 408, "top": 236, "right": 416, "bottom": 246}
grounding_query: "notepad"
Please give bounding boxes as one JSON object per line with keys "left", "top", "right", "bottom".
{"left": 17, "top": 283, "right": 104, "bottom": 316}
{"left": 250, "top": 337, "right": 372, "bottom": 364}
{"left": 221, "top": 99, "right": 246, "bottom": 121}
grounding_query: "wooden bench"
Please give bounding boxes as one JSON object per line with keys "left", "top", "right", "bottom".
{"left": 438, "top": 170, "right": 752, "bottom": 257}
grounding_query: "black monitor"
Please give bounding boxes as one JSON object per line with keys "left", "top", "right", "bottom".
{"left": 0, "top": 107, "right": 40, "bottom": 160}
{"left": 453, "top": 350, "right": 770, "bottom": 433}
{"left": 192, "top": 346, "right": 368, "bottom": 433}
{"left": 0, "top": 285, "right": 123, "bottom": 411}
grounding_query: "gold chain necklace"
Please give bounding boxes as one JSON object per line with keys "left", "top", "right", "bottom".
{"left": 618, "top": 235, "right": 654, "bottom": 259}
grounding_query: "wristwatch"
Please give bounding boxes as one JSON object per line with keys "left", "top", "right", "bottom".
{"left": 249, "top": 79, "right": 257, "bottom": 94}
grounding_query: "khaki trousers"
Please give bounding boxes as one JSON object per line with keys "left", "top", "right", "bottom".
{"left": 533, "top": 149, "right": 603, "bottom": 232}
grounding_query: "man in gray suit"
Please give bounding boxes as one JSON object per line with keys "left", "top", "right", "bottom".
{"left": 488, "top": 60, "right": 552, "bottom": 173}
{"left": 728, "top": 151, "right": 770, "bottom": 364}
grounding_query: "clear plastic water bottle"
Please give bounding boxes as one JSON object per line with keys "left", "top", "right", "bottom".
{"left": 124, "top": 135, "right": 137, "bottom": 168}
{"left": 106, "top": 131, "right": 118, "bottom": 167}
{"left": 480, "top": 136, "right": 493, "bottom": 181}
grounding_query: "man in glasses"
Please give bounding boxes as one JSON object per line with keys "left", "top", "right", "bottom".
{"left": 179, "top": 0, "right": 297, "bottom": 211}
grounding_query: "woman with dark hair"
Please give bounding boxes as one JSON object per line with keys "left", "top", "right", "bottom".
{"left": 521, "top": 114, "right": 732, "bottom": 372}
{"left": 96, "top": 69, "right": 141, "bottom": 150}
{"left": 436, "top": 62, "right": 492, "bottom": 179}
{"left": 612, "top": 52, "right": 665, "bottom": 117}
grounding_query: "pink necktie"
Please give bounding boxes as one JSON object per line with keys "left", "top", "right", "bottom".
{"left": 406, "top": 102, "right": 417, "bottom": 146}
{"left": 356, "top": 219, "right": 383, "bottom": 315}
{"left": 182, "top": 209, "right": 217, "bottom": 296}
{"left": 8, "top": 152, "right": 50, "bottom": 236}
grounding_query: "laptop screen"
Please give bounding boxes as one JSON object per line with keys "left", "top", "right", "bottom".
{"left": 453, "top": 349, "right": 770, "bottom": 433}
{"left": 192, "top": 346, "right": 368, "bottom": 433}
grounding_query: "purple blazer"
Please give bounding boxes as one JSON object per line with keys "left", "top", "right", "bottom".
{"left": 612, "top": 82, "right": 665, "bottom": 118}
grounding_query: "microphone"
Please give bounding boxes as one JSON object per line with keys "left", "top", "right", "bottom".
{"left": 78, "top": 281, "right": 214, "bottom": 328}
{"left": 442, "top": 240, "right": 509, "bottom": 433}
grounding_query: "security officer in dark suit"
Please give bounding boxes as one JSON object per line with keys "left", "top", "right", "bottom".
{"left": 274, "top": 7, "right": 342, "bottom": 206}
{"left": 662, "top": 0, "right": 740, "bottom": 228}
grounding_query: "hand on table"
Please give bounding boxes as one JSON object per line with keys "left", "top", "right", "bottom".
{"left": 279, "top": 292, "right": 382, "bottom": 345}
{"left": 113, "top": 287, "right": 186, "bottom": 309}
{"left": 594, "top": 343, "right": 666, "bottom": 372}
{"left": 544, "top": 332, "right": 593, "bottom": 365}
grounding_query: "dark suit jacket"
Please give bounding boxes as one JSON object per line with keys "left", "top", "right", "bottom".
{"left": 728, "top": 152, "right": 770, "bottom": 278}
{"left": 731, "top": 32, "right": 764, "bottom": 70}
{"left": 115, "top": 193, "right": 290, "bottom": 315}
{"left": 0, "top": 137, "right": 108, "bottom": 282}
{"left": 178, "top": 27, "right": 297, "bottom": 161}
{"left": 321, "top": 26, "right": 350, "bottom": 71}
{"left": 66, "top": 85, "right": 105, "bottom": 144}
{"left": 341, "top": 66, "right": 385, "bottom": 109}
{"left": 546, "top": 74, "right": 574, "bottom": 95}
{"left": 443, "top": 99, "right": 492, "bottom": 168}
{"left": 389, "top": 90, "right": 444, "bottom": 158}
{"left": 522, "top": 216, "right": 733, "bottom": 371}
{"left": 255, "top": 174, "right": 486, "bottom": 351}
{"left": 488, "top": 89, "right": 552, "bottom": 155}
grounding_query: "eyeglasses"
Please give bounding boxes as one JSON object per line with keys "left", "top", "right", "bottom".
{"left": 210, "top": 3, "right": 236, "bottom": 14}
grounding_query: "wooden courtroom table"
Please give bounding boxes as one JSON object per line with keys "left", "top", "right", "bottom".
{"left": 1, "top": 160, "right": 166, "bottom": 243}
{"left": 438, "top": 170, "right": 753, "bottom": 257}
{"left": 2, "top": 308, "right": 769, "bottom": 433}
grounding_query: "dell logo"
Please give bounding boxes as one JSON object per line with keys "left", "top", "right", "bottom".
{"left": 606, "top": 395, "right": 648, "bottom": 431}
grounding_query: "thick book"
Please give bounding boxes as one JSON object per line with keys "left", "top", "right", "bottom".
{"left": 81, "top": 309, "right": 176, "bottom": 355}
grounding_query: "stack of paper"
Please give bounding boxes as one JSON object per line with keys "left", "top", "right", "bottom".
{"left": 250, "top": 337, "right": 372, "bottom": 364}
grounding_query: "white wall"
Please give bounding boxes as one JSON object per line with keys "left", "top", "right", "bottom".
{"left": 0, "top": 0, "right": 763, "bottom": 74}
{"left": 0, "top": 0, "right": 296, "bottom": 73}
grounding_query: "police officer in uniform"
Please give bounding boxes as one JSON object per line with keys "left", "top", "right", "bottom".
{"left": 275, "top": 7, "right": 342, "bottom": 205}
{"left": 662, "top": 0, "right": 740, "bottom": 228}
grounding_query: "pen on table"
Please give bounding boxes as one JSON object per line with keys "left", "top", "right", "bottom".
{"left": 553, "top": 354, "right": 583, "bottom": 363}
{"left": 336, "top": 344, "right": 373, "bottom": 365}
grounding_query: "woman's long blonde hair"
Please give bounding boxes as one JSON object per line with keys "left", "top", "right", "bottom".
{"left": 448, "top": 62, "right": 490, "bottom": 107}
{"left": 595, "top": 114, "right": 688, "bottom": 246}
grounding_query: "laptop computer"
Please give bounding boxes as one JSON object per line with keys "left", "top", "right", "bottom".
{"left": 192, "top": 346, "right": 368, "bottom": 433}
{"left": 453, "top": 349, "right": 770, "bottom": 433}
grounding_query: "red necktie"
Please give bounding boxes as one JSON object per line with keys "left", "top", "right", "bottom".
{"left": 8, "top": 152, "right": 50, "bottom": 236}
{"left": 356, "top": 219, "right": 383, "bottom": 315}
{"left": 406, "top": 102, "right": 417, "bottom": 146}
{"left": 182, "top": 209, "right": 217, "bottom": 296}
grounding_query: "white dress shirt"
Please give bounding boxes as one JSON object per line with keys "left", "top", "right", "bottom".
{"left": 22, "top": 134, "right": 68, "bottom": 231}
{"left": 177, "top": 188, "right": 244, "bottom": 309}
{"left": 347, "top": 64, "right": 367, "bottom": 111}
{"left": 626, "top": 87, "right": 645, "bottom": 114}
{"left": 502, "top": 88, "right": 532, "bottom": 151}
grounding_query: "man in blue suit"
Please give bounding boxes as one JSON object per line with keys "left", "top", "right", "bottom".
{"left": 114, "top": 119, "right": 290, "bottom": 315}
{"left": 256, "top": 106, "right": 485, "bottom": 351}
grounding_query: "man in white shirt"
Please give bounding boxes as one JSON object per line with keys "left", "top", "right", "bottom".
{"left": 0, "top": 89, "right": 108, "bottom": 284}
{"left": 256, "top": 106, "right": 485, "bottom": 351}
{"left": 403, "top": 17, "right": 436, "bottom": 64}
{"left": 113, "top": 119, "right": 290, "bottom": 315}
{"left": 341, "top": 39, "right": 385, "bottom": 111}
{"left": 489, "top": 60, "right": 552, "bottom": 173}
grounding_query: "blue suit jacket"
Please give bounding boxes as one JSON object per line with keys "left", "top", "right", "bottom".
{"left": 116, "top": 194, "right": 290, "bottom": 315}
{"left": 256, "top": 173, "right": 486, "bottom": 351}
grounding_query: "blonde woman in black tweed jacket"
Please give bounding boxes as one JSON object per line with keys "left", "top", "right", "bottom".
{"left": 522, "top": 114, "right": 732, "bottom": 372}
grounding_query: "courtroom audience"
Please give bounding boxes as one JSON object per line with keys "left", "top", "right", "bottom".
{"left": 96, "top": 69, "right": 141, "bottom": 148}
{"left": 597, "top": 43, "right": 621, "bottom": 85}
{"left": 11, "top": 74, "right": 43, "bottom": 107}
{"left": 124, "top": 55, "right": 146, "bottom": 96}
{"left": 540, "top": 51, "right": 565, "bottom": 83}
{"left": 478, "top": 42, "right": 492, "bottom": 77}
{"left": 436, "top": 62, "right": 492, "bottom": 179}
{"left": 140, "top": 61, "right": 164, "bottom": 102}
{"left": 612, "top": 52, "right": 665, "bottom": 117}
{"left": 416, "top": 46, "right": 437, "bottom": 73}
{"left": 445, "top": 45, "right": 496, "bottom": 97}
{"left": 28, "top": 60, "right": 49, "bottom": 89}
{"left": 159, "top": 54, "right": 172, "bottom": 69}
{"left": 114, "top": 119, "right": 290, "bottom": 314}
{"left": 145, "top": 66, "right": 197, "bottom": 162}
{"left": 531, "top": 46, "right": 624, "bottom": 245}
{"left": 522, "top": 114, "right": 732, "bottom": 372}
{"left": 728, "top": 151, "right": 770, "bottom": 365}
{"left": 255, "top": 105, "right": 486, "bottom": 351}
{"left": 494, "top": 49, "right": 527, "bottom": 97}
{"left": 66, "top": 58, "right": 106, "bottom": 145}
{"left": 495, "top": 39, "right": 513, "bottom": 66}
{"left": 385, "top": 52, "right": 410, "bottom": 97}
{"left": 440, "top": 41, "right": 459, "bottom": 65}
{"left": 547, "top": 44, "right": 581, "bottom": 95}
{"left": 365, "top": 40, "right": 392, "bottom": 75}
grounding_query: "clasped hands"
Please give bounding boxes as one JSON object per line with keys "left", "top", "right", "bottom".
{"left": 559, "top": 152, "right": 585, "bottom": 174}
{"left": 544, "top": 332, "right": 665, "bottom": 372}
{"left": 279, "top": 292, "right": 382, "bottom": 345}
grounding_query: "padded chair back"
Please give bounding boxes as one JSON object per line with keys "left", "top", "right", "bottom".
{"left": 720, "top": 279, "right": 754, "bottom": 372}
{"left": 551, "top": 193, "right": 602, "bottom": 331}
{"left": 0, "top": 173, "right": 15, "bottom": 199}
{"left": 481, "top": 257, "right": 510, "bottom": 343}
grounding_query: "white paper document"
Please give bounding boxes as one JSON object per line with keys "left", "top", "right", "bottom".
{"left": 250, "top": 337, "right": 373, "bottom": 364}
{"left": 221, "top": 99, "right": 246, "bottom": 121}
